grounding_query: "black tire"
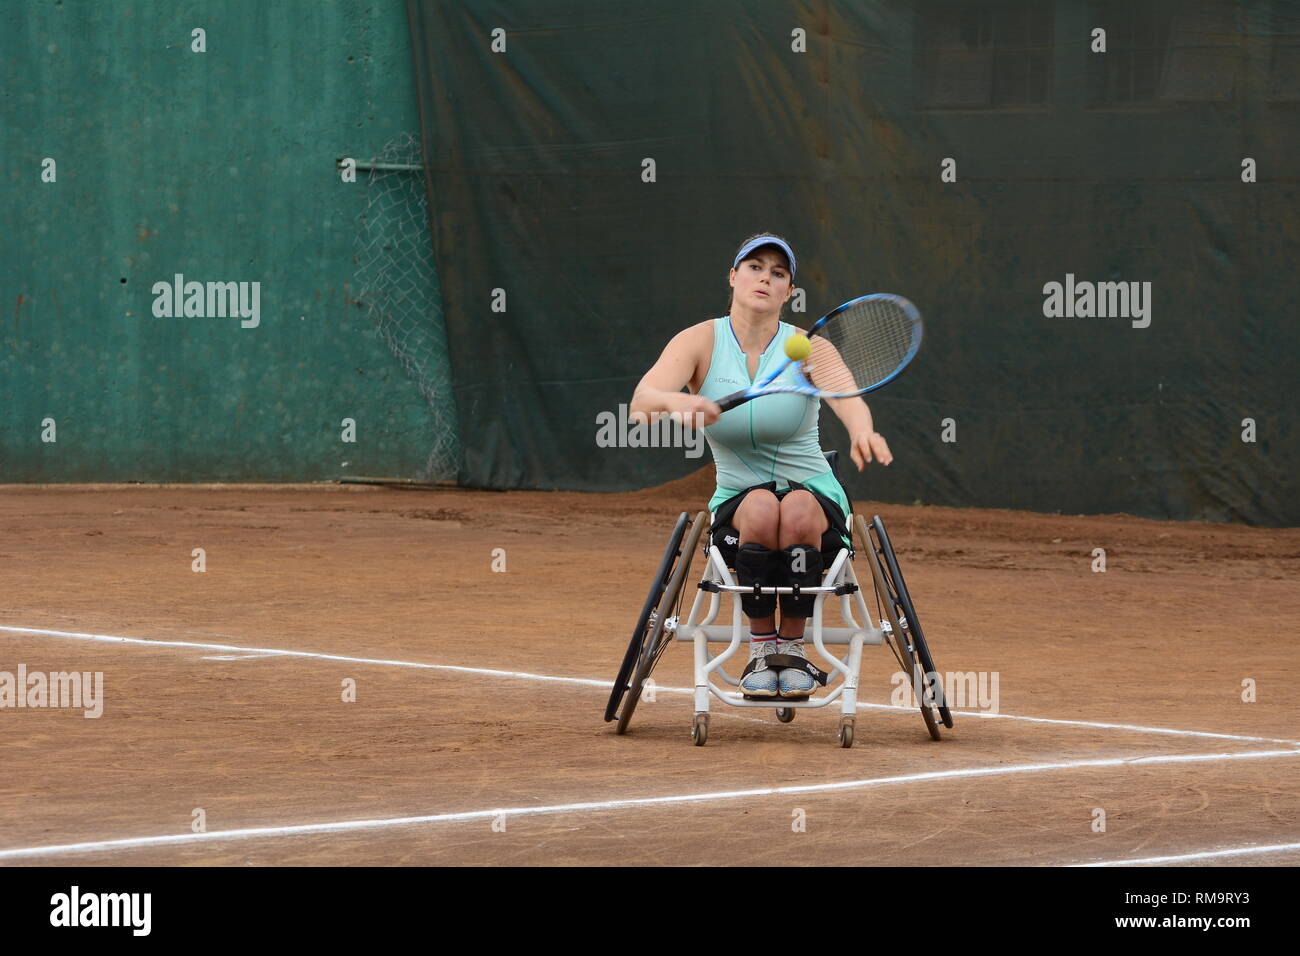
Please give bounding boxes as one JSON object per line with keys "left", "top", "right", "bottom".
{"left": 614, "top": 511, "right": 708, "bottom": 735}
{"left": 914, "top": 659, "right": 941, "bottom": 741}
{"left": 776, "top": 707, "right": 795, "bottom": 723}
{"left": 872, "top": 517, "right": 953, "bottom": 729}
{"left": 604, "top": 512, "right": 689, "bottom": 723}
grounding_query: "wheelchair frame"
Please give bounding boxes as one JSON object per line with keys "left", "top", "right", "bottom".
{"left": 605, "top": 509, "right": 953, "bottom": 747}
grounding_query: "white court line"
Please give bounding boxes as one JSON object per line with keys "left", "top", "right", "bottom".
{"left": 1, "top": 748, "right": 1297, "bottom": 862}
{"left": 0, "top": 624, "right": 613, "bottom": 688}
{"left": 1075, "top": 841, "right": 1300, "bottom": 867}
{"left": 856, "top": 704, "right": 1300, "bottom": 747}
{"left": 0, "top": 625, "right": 816, "bottom": 738}
{"left": 4, "top": 623, "right": 1299, "bottom": 747}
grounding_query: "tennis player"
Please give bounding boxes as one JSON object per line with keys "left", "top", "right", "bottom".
{"left": 630, "top": 233, "right": 893, "bottom": 699}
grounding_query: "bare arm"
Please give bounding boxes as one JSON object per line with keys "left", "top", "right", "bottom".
{"left": 629, "top": 324, "right": 720, "bottom": 428}
{"left": 805, "top": 337, "right": 893, "bottom": 470}
{"left": 827, "top": 396, "right": 893, "bottom": 470}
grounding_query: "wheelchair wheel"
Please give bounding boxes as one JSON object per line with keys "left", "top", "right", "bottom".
{"left": 605, "top": 512, "right": 689, "bottom": 723}
{"left": 871, "top": 516, "right": 953, "bottom": 730}
{"left": 613, "top": 510, "right": 708, "bottom": 735}
{"left": 838, "top": 715, "right": 855, "bottom": 748}
{"left": 776, "top": 707, "right": 795, "bottom": 723}
{"left": 855, "top": 514, "right": 946, "bottom": 741}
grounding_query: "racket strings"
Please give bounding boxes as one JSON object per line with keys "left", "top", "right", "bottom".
{"left": 810, "top": 297, "right": 918, "bottom": 396}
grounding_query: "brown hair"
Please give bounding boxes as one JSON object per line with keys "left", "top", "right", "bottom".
{"left": 726, "top": 231, "right": 794, "bottom": 317}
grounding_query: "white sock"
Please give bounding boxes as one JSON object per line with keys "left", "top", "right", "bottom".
{"left": 750, "top": 631, "right": 777, "bottom": 643}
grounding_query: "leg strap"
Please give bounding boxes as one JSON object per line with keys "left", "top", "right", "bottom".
{"left": 778, "top": 544, "right": 823, "bottom": 618}
{"left": 734, "top": 543, "right": 778, "bottom": 618}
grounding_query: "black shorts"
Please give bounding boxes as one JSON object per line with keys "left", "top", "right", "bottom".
{"left": 709, "top": 480, "right": 851, "bottom": 569}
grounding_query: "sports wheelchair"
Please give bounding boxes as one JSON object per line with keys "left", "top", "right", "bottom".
{"left": 604, "top": 453, "right": 953, "bottom": 747}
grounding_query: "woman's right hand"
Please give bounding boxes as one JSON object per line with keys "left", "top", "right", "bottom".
{"left": 669, "top": 393, "right": 722, "bottom": 428}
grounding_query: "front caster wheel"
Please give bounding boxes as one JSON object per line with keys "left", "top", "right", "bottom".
{"left": 837, "top": 716, "right": 855, "bottom": 748}
{"left": 691, "top": 713, "right": 709, "bottom": 746}
{"left": 776, "top": 707, "right": 795, "bottom": 723}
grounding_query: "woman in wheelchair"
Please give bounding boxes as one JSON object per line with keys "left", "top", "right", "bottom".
{"left": 629, "top": 232, "right": 894, "bottom": 700}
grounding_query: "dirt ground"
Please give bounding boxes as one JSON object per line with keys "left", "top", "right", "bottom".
{"left": 1, "top": 473, "right": 1298, "bottom": 866}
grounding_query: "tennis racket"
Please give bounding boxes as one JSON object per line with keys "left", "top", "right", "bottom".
{"left": 715, "top": 294, "right": 922, "bottom": 412}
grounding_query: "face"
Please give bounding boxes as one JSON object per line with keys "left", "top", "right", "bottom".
{"left": 729, "top": 248, "right": 793, "bottom": 313}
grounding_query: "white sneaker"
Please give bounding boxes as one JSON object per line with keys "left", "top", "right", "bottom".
{"left": 739, "top": 639, "right": 779, "bottom": 697}
{"left": 776, "top": 638, "right": 817, "bottom": 698}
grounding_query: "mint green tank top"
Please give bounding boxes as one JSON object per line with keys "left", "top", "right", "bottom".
{"left": 698, "top": 317, "right": 850, "bottom": 541}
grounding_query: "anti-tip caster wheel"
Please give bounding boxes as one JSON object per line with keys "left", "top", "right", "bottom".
{"left": 776, "top": 707, "right": 795, "bottom": 723}
{"left": 691, "top": 713, "right": 709, "bottom": 746}
{"left": 837, "top": 716, "right": 855, "bottom": 749}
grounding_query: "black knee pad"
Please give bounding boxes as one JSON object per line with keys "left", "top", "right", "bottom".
{"left": 734, "top": 543, "right": 778, "bottom": 618}
{"left": 779, "top": 544, "right": 823, "bottom": 618}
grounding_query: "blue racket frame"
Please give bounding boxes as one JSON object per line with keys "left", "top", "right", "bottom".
{"left": 715, "top": 293, "right": 922, "bottom": 412}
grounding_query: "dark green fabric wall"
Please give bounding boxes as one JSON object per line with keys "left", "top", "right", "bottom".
{"left": 410, "top": 0, "right": 1298, "bottom": 525}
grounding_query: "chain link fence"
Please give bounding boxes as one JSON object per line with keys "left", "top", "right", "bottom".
{"left": 352, "top": 132, "right": 459, "bottom": 482}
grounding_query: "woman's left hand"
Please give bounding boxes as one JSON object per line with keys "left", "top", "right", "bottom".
{"left": 849, "top": 431, "right": 893, "bottom": 470}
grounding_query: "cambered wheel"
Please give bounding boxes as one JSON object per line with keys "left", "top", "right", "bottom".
{"left": 606, "top": 512, "right": 688, "bottom": 723}
{"left": 614, "top": 511, "right": 708, "bottom": 735}
{"left": 856, "top": 514, "right": 945, "bottom": 741}
{"left": 872, "top": 516, "right": 953, "bottom": 730}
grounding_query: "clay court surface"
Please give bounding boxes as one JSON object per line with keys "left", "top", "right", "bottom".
{"left": 1, "top": 475, "right": 1297, "bottom": 867}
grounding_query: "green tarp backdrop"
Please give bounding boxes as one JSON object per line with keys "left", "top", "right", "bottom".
{"left": 2, "top": 2, "right": 449, "bottom": 482}
{"left": 409, "top": 0, "right": 1297, "bottom": 525}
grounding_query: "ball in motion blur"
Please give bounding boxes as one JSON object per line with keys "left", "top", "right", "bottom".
{"left": 784, "top": 334, "right": 812, "bottom": 361}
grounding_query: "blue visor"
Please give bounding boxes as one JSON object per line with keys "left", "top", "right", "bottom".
{"left": 732, "top": 236, "right": 796, "bottom": 278}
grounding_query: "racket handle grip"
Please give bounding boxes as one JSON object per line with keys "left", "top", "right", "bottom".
{"left": 715, "top": 390, "right": 751, "bottom": 413}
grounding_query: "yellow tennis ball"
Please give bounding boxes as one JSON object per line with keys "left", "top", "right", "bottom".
{"left": 784, "top": 334, "right": 812, "bottom": 361}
